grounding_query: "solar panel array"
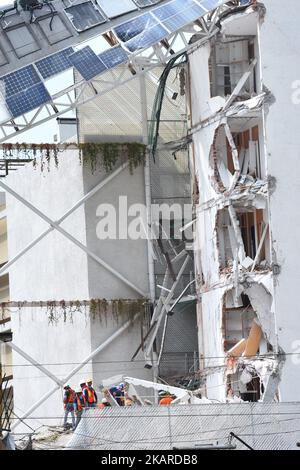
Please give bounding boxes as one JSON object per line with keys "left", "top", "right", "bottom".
{"left": 35, "top": 48, "right": 75, "bottom": 80}
{"left": 113, "top": 0, "right": 225, "bottom": 52}
{"left": 155, "top": 0, "right": 206, "bottom": 32}
{"left": 69, "top": 45, "right": 129, "bottom": 80}
{"left": 0, "top": 0, "right": 225, "bottom": 121}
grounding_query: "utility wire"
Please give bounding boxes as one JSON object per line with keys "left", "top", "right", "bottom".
{"left": 1, "top": 350, "right": 292, "bottom": 367}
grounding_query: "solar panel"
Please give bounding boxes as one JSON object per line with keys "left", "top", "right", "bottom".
{"left": 153, "top": 0, "right": 190, "bottom": 21}
{"left": 69, "top": 46, "right": 107, "bottom": 80}
{"left": 159, "top": 2, "right": 206, "bottom": 32}
{"left": 95, "top": 0, "right": 137, "bottom": 18}
{"left": 98, "top": 46, "right": 128, "bottom": 69}
{"left": 35, "top": 48, "right": 75, "bottom": 80}
{"left": 0, "top": 65, "right": 40, "bottom": 98}
{"left": 114, "top": 12, "right": 158, "bottom": 43}
{"left": 64, "top": 1, "right": 106, "bottom": 33}
{"left": 134, "top": 0, "right": 162, "bottom": 7}
{"left": 199, "top": 0, "right": 224, "bottom": 11}
{"left": 125, "top": 24, "right": 168, "bottom": 52}
{"left": 6, "top": 83, "right": 51, "bottom": 118}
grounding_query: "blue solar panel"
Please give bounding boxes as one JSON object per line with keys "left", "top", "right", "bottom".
{"left": 0, "top": 65, "right": 40, "bottom": 98}
{"left": 153, "top": 0, "right": 193, "bottom": 21}
{"left": 199, "top": 0, "right": 224, "bottom": 11}
{"left": 98, "top": 46, "right": 128, "bottom": 69}
{"left": 134, "top": 0, "right": 162, "bottom": 6}
{"left": 161, "top": 3, "right": 206, "bottom": 31}
{"left": 6, "top": 83, "right": 51, "bottom": 118}
{"left": 125, "top": 24, "right": 168, "bottom": 52}
{"left": 69, "top": 47, "right": 107, "bottom": 81}
{"left": 35, "top": 48, "right": 75, "bottom": 80}
{"left": 114, "top": 13, "right": 158, "bottom": 43}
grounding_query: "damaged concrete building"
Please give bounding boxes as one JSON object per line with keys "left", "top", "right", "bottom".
{"left": 0, "top": 0, "right": 299, "bottom": 444}
{"left": 189, "top": 0, "right": 300, "bottom": 402}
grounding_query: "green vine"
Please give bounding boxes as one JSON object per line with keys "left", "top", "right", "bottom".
{"left": 1, "top": 142, "right": 146, "bottom": 175}
{"left": 0, "top": 299, "right": 149, "bottom": 327}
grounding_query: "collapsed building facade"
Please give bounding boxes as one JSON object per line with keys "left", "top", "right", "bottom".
{"left": 189, "top": 0, "right": 300, "bottom": 402}
{"left": 0, "top": 0, "right": 299, "bottom": 439}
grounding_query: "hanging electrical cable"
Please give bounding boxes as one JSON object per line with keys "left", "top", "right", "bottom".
{"left": 148, "top": 52, "right": 187, "bottom": 162}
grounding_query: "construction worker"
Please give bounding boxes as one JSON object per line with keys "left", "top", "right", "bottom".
{"left": 98, "top": 398, "right": 111, "bottom": 409}
{"left": 158, "top": 390, "right": 176, "bottom": 405}
{"left": 74, "top": 388, "right": 86, "bottom": 430}
{"left": 109, "top": 385, "right": 124, "bottom": 406}
{"left": 63, "top": 385, "right": 76, "bottom": 430}
{"left": 83, "top": 378, "right": 98, "bottom": 408}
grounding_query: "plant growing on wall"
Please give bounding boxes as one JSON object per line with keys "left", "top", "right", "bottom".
{"left": 0, "top": 299, "right": 149, "bottom": 326}
{"left": 1, "top": 142, "right": 146, "bottom": 175}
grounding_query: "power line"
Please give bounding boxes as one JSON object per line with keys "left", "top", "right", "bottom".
{"left": 0, "top": 350, "right": 293, "bottom": 367}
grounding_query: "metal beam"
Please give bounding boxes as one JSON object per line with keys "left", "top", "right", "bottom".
{"left": 0, "top": 179, "right": 147, "bottom": 297}
{"left": 0, "top": 162, "right": 129, "bottom": 277}
{"left": 144, "top": 255, "right": 190, "bottom": 360}
{"left": 0, "top": 30, "right": 218, "bottom": 143}
{"left": 3, "top": 341, "right": 63, "bottom": 387}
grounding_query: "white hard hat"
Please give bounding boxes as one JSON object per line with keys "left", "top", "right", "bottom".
{"left": 101, "top": 398, "right": 108, "bottom": 404}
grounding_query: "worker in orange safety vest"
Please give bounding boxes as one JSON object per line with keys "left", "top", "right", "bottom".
{"left": 158, "top": 390, "right": 176, "bottom": 405}
{"left": 83, "top": 379, "right": 98, "bottom": 408}
{"left": 73, "top": 388, "right": 86, "bottom": 430}
{"left": 63, "top": 385, "right": 76, "bottom": 430}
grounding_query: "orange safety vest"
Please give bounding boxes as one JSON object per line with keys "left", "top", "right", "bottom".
{"left": 86, "top": 387, "right": 96, "bottom": 404}
{"left": 64, "top": 389, "right": 76, "bottom": 409}
{"left": 76, "top": 394, "right": 86, "bottom": 412}
{"left": 67, "top": 389, "right": 76, "bottom": 404}
{"left": 159, "top": 396, "right": 174, "bottom": 406}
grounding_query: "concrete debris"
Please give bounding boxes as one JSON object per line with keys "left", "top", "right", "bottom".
{"left": 225, "top": 93, "right": 267, "bottom": 118}
{"left": 230, "top": 176, "right": 268, "bottom": 204}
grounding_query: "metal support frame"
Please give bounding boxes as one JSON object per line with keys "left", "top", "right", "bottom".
{"left": 0, "top": 17, "right": 222, "bottom": 142}
{"left": 4, "top": 341, "right": 64, "bottom": 387}
{"left": 144, "top": 254, "right": 190, "bottom": 363}
{"left": 0, "top": 163, "right": 147, "bottom": 296}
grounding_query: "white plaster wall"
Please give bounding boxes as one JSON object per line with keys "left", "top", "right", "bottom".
{"left": 82, "top": 163, "right": 149, "bottom": 299}
{"left": 258, "top": 0, "right": 300, "bottom": 400}
{"left": 90, "top": 315, "right": 154, "bottom": 388}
